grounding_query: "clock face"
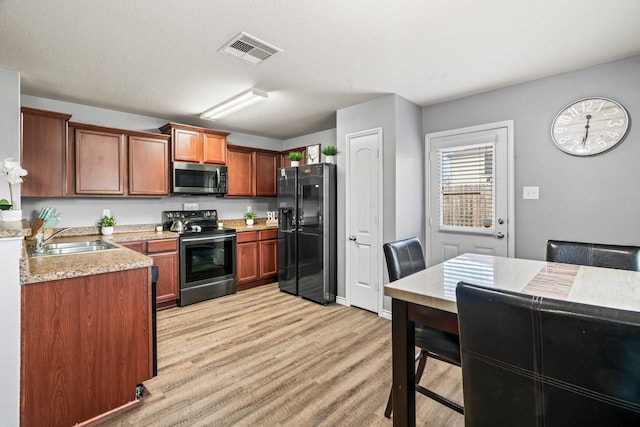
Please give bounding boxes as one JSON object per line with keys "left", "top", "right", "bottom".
{"left": 551, "top": 97, "right": 629, "bottom": 156}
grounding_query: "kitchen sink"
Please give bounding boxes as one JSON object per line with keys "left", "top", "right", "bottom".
{"left": 28, "top": 240, "right": 120, "bottom": 257}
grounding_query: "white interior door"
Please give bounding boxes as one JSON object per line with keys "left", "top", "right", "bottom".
{"left": 347, "top": 128, "right": 382, "bottom": 313}
{"left": 427, "top": 122, "right": 514, "bottom": 265}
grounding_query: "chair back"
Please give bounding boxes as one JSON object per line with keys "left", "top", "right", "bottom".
{"left": 546, "top": 240, "right": 640, "bottom": 271}
{"left": 456, "top": 282, "right": 640, "bottom": 426}
{"left": 383, "top": 237, "right": 426, "bottom": 282}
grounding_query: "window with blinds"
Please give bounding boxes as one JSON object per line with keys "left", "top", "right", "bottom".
{"left": 438, "top": 142, "right": 495, "bottom": 231}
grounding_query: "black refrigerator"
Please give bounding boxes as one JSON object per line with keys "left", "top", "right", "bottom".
{"left": 277, "top": 163, "right": 336, "bottom": 304}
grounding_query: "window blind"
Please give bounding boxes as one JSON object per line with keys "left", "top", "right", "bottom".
{"left": 439, "top": 143, "right": 495, "bottom": 230}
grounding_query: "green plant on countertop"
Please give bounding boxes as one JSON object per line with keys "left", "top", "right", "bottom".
{"left": 99, "top": 215, "right": 116, "bottom": 227}
{"left": 287, "top": 151, "right": 303, "bottom": 161}
{"left": 322, "top": 146, "right": 338, "bottom": 156}
{"left": 244, "top": 211, "right": 257, "bottom": 220}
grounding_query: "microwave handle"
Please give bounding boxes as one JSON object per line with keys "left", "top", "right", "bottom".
{"left": 216, "top": 169, "right": 220, "bottom": 189}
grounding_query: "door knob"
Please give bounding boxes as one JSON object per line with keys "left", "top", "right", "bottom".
{"left": 495, "top": 232, "right": 505, "bottom": 239}
{"left": 349, "top": 235, "right": 357, "bottom": 241}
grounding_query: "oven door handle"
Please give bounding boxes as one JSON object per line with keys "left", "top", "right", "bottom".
{"left": 181, "top": 234, "right": 235, "bottom": 243}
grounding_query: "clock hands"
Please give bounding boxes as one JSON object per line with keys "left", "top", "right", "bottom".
{"left": 581, "top": 114, "right": 592, "bottom": 148}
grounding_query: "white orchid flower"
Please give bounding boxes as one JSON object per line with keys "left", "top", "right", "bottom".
{"left": 2, "top": 158, "right": 28, "bottom": 184}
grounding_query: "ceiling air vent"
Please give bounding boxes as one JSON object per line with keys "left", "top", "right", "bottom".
{"left": 220, "top": 32, "right": 282, "bottom": 64}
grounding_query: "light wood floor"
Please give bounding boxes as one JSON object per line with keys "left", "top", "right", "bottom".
{"left": 98, "top": 284, "right": 464, "bottom": 426}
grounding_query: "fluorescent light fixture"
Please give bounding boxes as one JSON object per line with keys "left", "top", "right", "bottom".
{"left": 200, "top": 88, "right": 268, "bottom": 120}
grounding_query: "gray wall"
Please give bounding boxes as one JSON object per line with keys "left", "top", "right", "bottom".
{"left": 336, "top": 94, "right": 423, "bottom": 308}
{"left": 20, "top": 96, "right": 285, "bottom": 225}
{"left": 0, "top": 66, "right": 21, "bottom": 426}
{"left": 283, "top": 128, "right": 337, "bottom": 154}
{"left": 423, "top": 55, "right": 640, "bottom": 261}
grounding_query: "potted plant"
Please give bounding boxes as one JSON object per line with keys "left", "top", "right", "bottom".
{"left": 99, "top": 215, "right": 116, "bottom": 235}
{"left": 322, "top": 146, "right": 338, "bottom": 164}
{"left": 288, "top": 151, "right": 303, "bottom": 167}
{"left": 244, "top": 211, "right": 257, "bottom": 226}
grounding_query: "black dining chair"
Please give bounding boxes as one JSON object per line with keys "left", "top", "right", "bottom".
{"left": 383, "top": 237, "right": 463, "bottom": 417}
{"left": 546, "top": 240, "right": 640, "bottom": 271}
{"left": 456, "top": 281, "right": 640, "bottom": 426}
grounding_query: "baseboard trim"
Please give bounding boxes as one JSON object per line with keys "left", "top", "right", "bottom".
{"left": 336, "top": 295, "right": 347, "bottom": 306}
{"left": 381, "top": 309, "right": 392, "bottom": 320}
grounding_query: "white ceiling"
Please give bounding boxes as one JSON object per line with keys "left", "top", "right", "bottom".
{"left": 2, "top": 0, "right": 640, "bottom": 140}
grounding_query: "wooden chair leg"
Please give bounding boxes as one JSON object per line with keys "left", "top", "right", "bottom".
{"left": 415, "top": 349, "right": 428, "bottom": 383}
{"left": 384, "top": 389, "right": 393, "bottom": 418}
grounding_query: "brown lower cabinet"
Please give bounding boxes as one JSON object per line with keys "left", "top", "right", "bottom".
{"left": 236, "top": 229, "right": 278, "bottom": 290}
{"left": 121, "top": 238, "right": 179, "bottom": 309}
{"left": 21, "top": 267, "right": 152, "bottom": 427}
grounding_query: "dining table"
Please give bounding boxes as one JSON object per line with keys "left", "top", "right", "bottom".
{"left": 383, "top": 253, "right": 640, "bottom": 426}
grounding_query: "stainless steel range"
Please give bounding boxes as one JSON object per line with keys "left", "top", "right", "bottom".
{"left": 163, "top": 210, "right": 236, "bottom": 306}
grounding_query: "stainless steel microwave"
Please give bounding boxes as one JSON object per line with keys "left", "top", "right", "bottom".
{"left": 172, "top": 162, "right": 228, "bottom": 195}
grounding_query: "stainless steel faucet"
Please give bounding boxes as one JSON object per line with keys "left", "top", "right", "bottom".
{"left": 34, "top": 227, "right": 72, "bottom": 253}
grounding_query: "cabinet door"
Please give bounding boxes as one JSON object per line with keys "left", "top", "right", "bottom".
{"left": 75, "top": 129, "right": 125, "bottom": 195}
{"left": 149, "top": 252, "right": 179, "bottom": 304}
{"left": 129, "top": 135, "right": 169, "bottom": 195}
{"left": 237, "top": 241, "right": 259, "bottom": 283}
{"left": 21, "top": 268, "right": 151, "bottom": 426}
{"left": 202, "top": 132, "right": 227, "bottom": 164}
{"left": 255, "top": 151, "right": 278, "bottom": 196}
{"left": 259, "top": 239, "right": 278, "bottom": 278}
{"left": 227, "top": 146, "right": 255, "bottom": 196}
{"left": 20, "top": 108, "right": 72, "bottom": 197}
{"left": 173, "top": 128, "right": 201, "bottom": 162}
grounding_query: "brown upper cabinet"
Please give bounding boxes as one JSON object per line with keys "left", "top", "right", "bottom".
{"left": 74, "top": 126, "right": 126, "bottom": 195}
{"left": 160, "top": 123, "right": 229, "bottom": 165}
{"left": 71, "top": 122, "right": 170, "bottom": 196}
{"left": 20, "top": 107, "right": 72, "bottom": 197}
{"left": 128, "top": 135, "right": 170, "bottom": 196}
{"left": 227, "top": 145, "right": 279, "bottom": 197}
{"left": 21, "top": 108, "right": 171, "bottom": 197}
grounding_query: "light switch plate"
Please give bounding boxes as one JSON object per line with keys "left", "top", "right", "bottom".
{"left": 523, "top": 186, "right": 539, "bottom": 200}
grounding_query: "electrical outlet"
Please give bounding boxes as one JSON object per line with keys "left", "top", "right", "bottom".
{"left": 102, "top": 209, "right": 111, "bottom": 217}
{"left": 523, "top": 186, "right": 539, "bottom": 200}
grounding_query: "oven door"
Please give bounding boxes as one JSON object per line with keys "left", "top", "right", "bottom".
{"left": 179, "top": 233, "right": 236, "bottom": 305}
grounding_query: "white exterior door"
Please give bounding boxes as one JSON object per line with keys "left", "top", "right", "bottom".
{"left": 426, "top": 121, "right": 514, "bottom": 265}
{"left": 347, "top": 128, "right": 382, "bottom": 313}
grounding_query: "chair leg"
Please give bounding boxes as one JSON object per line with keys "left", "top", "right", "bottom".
{"left": 415, "top": 350, "right": 428, "bottom": 384}
{"left": 384, "top": 389, "right": 393, "bottom": 418}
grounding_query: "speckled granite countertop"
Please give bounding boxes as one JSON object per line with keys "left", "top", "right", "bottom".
{"left": 21, "top": 227, "right": 180, "bottom": 285}
{"left": 20, "top": 219, "right": 278, "bottom": 284}
{"left": 223, "top": 218, "right": 278, "bottom": 232}
{"left": 0, "top": 219, "right": 31, "bottom": 239}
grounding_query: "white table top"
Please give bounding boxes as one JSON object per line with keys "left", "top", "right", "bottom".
{"left": 384, "top": 253, "right": 640, "bottom": 313}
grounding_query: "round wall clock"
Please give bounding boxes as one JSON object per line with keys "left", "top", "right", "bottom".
{"left": 550, "top": 97, "right": 629, "bottom": 156}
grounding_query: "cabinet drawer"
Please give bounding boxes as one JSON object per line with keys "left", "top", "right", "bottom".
{"left": 121, "top": 241, "right": 144, "bottom": 252}
{"left": 259, "top": 229, "right": 278, "bottom": 240}
{"left": 237, "top": 231, "right": 258, "bottom": 243}
{"left": 147, "top": 238, "right": 178, "bottom": 253}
